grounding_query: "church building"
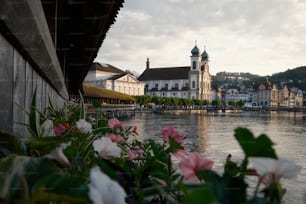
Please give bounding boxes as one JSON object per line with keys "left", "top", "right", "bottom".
{"left": 138, "top": 44, "right": 212, "bottom": 101}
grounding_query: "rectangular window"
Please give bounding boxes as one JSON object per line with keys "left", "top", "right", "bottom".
{"left": 192, "top": 81, "right": 195, "bottom": 88}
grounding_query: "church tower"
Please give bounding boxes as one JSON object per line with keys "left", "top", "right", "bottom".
{"left": 200, "top": 47, "right": 211, "bottom": 102}
{"left": 189, "top": 43, "right": 212, "bottom": 101}
{"left": 189, "top": 43, "right": 201, "bottom": 99}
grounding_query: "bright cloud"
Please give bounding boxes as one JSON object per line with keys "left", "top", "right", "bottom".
{"left": 96, "top": 0, "right": 306, "bottom": 76}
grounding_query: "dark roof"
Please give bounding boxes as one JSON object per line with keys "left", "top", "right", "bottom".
{"left": 90, "top": 62, "right": 126, "bottom": 74}
{"left": 108, "top": 73, "right": 127, "bottom": 80}
{"left": 138, "top": 66, "right": 190, "bottom": 81}
{"left": 41, "top": 0, "right": 125, "bottom": 95}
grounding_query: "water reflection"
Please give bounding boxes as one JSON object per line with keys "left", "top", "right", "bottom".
{"left": 124, "top": 111, "right": 306, "bottom": 203}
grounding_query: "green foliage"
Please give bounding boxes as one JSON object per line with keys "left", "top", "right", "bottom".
{"left": 0, "top": 132, "right": 25, "bottom": 157}
{"left": 29, "top": 89, "right": 40, "bottom": 138}
{"left": 79, "top": 90, "right": 86, "bottom": 119}
{"left": 197, "top": 170, "right": 248, "bottom": 204}
{"left": 234, "top": 128, "right": 278, "bottom": 159}
{"left": 237, "top": 100, "right": 245, "bottom": 107}
{"left": 135, "top": 95, "right": 209, "bottom": 107}
{"left": 0, "top": 155, "right": 59, "bottom": 200}
{"left": 271, "top": 66, "right": 306, "bottom": 90}
{"left": 213, "top": 66, "right": 306, "bottom": 91}
{"left": 211, "top": 99, "right": 221, "bottom": 106}
{"left": 183, "top": 185, "right": 216, "bottom": 204}
{"left": 31, "top": 174, "right": 88, "bottom": 203}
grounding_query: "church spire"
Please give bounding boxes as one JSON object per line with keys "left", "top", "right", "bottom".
{"left": 146, "top": 57, "right": 150, "bottom": 69}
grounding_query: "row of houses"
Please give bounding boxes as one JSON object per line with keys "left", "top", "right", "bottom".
{"left": 223, "top": 80, "right": 304, "bottom": 108}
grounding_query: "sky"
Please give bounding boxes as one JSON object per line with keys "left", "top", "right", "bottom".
{"left": 95, "top": 0, "right": 306, "bottom": 76}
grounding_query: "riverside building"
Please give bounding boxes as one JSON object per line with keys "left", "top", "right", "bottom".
{"left": 138, "top": 45, "right": 215, "bottom": 102}
{"left": 84, "top": 62, "right": 145, "bottom": 96}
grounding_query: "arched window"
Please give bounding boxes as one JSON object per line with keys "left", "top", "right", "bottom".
{"left": 192, "top": 61, "right": 196, "bottom": 70}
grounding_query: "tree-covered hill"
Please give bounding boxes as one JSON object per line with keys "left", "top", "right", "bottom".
{"left": 212, "top": 66, "right": 306, "bottom": 91}
{"left": 270, "top": 66, "right": 306, "bottom": 90}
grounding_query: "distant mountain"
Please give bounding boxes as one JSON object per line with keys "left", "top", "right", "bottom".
{"left": 212, "top": 66, "right": 306, "bottom": 91}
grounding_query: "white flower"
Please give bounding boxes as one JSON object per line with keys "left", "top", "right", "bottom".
{"left": 89, "top": 166, "right": 127, "bottom": 204}
{"left": 40, "top": 119, "right": 55, "bottom": 137}
{"left": 76, "top": 119, "right": 92, "bottom": 133}
{"left": 93, "top": 137, "right": 121, "bottom": 158}
{"left": 250, "top": 157, "right": 302, "bottom": 185}
{"left": 44, "top": 142, "right": 71, "bottom": 167}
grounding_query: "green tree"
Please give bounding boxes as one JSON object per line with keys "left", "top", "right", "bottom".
{"left": 237, "top": 100, "right": 245, "bottom": 107}
{"left": 171, "top": 97, "right": 180, "bottom": 106}
{"left": 211, "top": 100, "right": 221, "bottom": 106}
{"left": 151, "top": 96, "right": 160, "bottom": 105}
{"left": 228, "top": 101, "right": 236, "bottom": 106}
{"left": 192, "top": 99, "right": 201, "bottom": 105}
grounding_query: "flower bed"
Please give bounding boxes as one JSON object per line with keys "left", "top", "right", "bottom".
{"left": 0, "top": 92, "right": 302, "bottom": 204}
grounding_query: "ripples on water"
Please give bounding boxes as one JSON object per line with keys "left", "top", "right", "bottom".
{"left": 124, "top": 111, "right": 306, "bottom": 203}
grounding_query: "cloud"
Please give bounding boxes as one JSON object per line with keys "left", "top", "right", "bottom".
{"left": 96, "top": 0, "right": 306, "bottom": 76}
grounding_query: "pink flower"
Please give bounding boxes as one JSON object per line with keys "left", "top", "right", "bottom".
{"left": 173, "top": 148, "right": 189, "bottom": 160}
{"left": 54, "top": 123, "right": 66, "bottom": 136}
{"left": 106, "top": 133, "right": 125, "bottom": 143}
{"left": 250, "top": 158, "right": 302, "bottom": 186}
{"left": 108, "top": 118, "right": 125, "bottom": 129}
{"left": 127, "top": 147, "right": 143, "bottom": 160}
{"left": 161, "top": 125, "right": 184, "bottom": 144}
{"left": 179, "top": 152, "right": 213, "bottom": 181}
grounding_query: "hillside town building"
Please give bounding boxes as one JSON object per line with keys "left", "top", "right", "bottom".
{"left": 84, "top": 63, "right": 145, "bottom": 96}
{"left": 223, "top": 78, "right": 303, "bottom": 108}
{"left": 138, "top": 45, "right": 218, "bottom": 102}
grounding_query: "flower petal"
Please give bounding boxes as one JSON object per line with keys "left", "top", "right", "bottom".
{"left": 89, "top": 166, "right": 127, "bottom": 204}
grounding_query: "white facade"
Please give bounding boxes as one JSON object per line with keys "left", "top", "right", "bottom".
{"left": 146, "top": 79, "right": 190, "bottom": 98}
{"left": 84, "top": 63, "right": 145, "bottom": 96}
{"left": 225, "top": 89, "right": 248, "bottom": 103}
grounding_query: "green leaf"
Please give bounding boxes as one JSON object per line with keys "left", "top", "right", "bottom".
{"left": 224, "top": 154, "right": 240, "bottom": 176}
{"left": 234, "top": 128, "right": 278, "bottom": 159}
{"left": 0, "top": 132, "right": 25, "bottom": 156}
{"left": 0, "top": 155, "right": 59, "bottom": 200}
{"left": 167, "top": 136, "right": 184, "bottom": 153}
{"left": 197, "top": 170, "right": 248, "bottom": 204}
{"left": 184, "top": 185, "right": 216, "bottom": 204}
{"left": 29, "top": 89, "right": 40, "bottom": 138}
{"left": 79, "top": 90, "right": 85, "bottom": 119}
{"left": 31, "top": 174, "right": 88, "bottom": 202}
{"left": 27, "top": 136, "right": 65, "bottom": 156}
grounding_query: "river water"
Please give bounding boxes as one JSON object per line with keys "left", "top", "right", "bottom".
{"left": 124, "top": 111, "right": 306, "bottom": 203}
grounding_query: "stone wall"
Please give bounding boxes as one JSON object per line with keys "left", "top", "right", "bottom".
{"left": 0, "top": 34, "right": 65, "bottom": 140}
